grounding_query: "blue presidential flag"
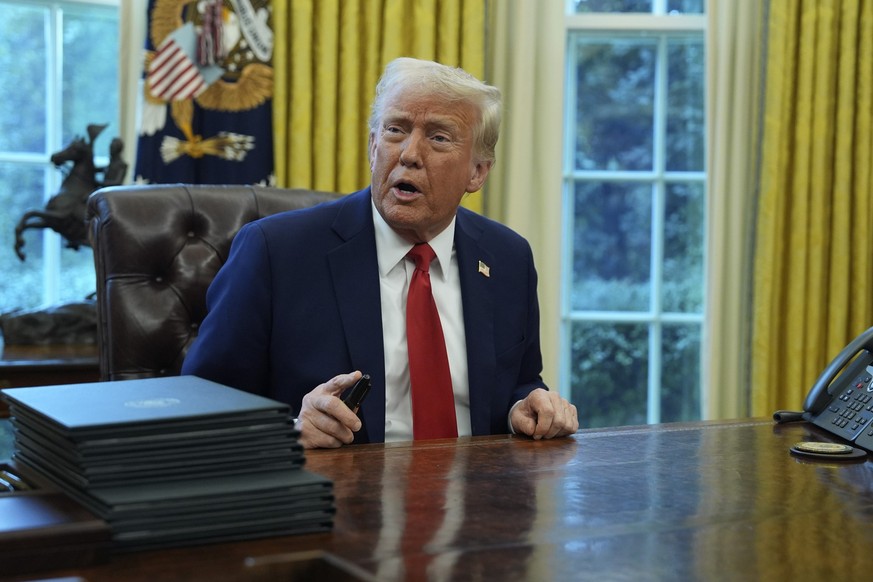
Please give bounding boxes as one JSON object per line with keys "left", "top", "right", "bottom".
{"left": 134, "top": 0, "right": 274, "bottom": 186}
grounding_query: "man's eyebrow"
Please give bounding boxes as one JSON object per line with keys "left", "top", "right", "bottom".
{"left": 381, "top": 110, "right": 412, "bottom": 124}
{"left": 382, "top": 110, "right": 461, "bottom": 130}
{"left": 426, "top": 116, "right": 461, "bottom": 132}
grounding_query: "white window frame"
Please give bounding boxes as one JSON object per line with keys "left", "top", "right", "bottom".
{"left": 0, "top": 0, "right": 118, "bottom": 307}
{"left": 561, "top": 8, "right": 707, "bottom": 424}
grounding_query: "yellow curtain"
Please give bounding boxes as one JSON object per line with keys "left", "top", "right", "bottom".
{"left": 751, "top": 0, "right": 873, "bottom": 416}
{"left": 272, "top": 0, "right": 486, "bottom": 213}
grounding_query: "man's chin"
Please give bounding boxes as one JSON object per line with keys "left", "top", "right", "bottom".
{"left": 381, "top": 208, "right": 428, "bottom": 241}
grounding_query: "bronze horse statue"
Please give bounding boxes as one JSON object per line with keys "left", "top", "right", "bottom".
{"left": 13, "top": 123, "right": 126, "bottom": 261}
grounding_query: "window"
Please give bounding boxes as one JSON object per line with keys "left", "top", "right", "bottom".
{"left": 563, "top": 0, "right": 706, "bottom": 427}
{"left": 0, "top": 0, "right": 118, "bottom": 314}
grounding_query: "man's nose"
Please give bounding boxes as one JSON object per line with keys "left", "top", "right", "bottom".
{"left": 399, "top": 131, "right": 424, "bottom": 167}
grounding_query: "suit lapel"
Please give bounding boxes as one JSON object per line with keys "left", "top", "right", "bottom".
{"left": 455, "top": 211, "right": 496, "bottom": 435}
{"left": 327, "top": 188, "right": 386, "bottom": 443}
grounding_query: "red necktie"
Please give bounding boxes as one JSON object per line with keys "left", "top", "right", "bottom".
{"left": 406, "top": 243, "right": 458, "bottom": 440}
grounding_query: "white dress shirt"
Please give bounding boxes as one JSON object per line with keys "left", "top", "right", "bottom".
{"left": 372, "top": 200, "right": 471, "bottom": 442}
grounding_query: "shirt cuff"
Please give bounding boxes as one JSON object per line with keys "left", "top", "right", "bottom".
{"left": 507, "top": 400, "right": 523, "bottom": 434}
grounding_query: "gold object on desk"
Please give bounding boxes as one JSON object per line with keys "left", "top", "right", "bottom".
{"left": 793, "top": 441, "right": 854, "bottom": 454}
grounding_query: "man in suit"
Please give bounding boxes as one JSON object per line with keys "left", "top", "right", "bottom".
{"left": 182, "top": 57, "right": 579, "bottom": 448}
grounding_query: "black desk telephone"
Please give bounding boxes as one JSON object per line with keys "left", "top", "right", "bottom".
{"left": 775, "top": 325, "right": 873, "bottom": 451}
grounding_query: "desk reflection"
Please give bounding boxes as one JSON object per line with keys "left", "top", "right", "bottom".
{"left": 377, "top": 444, "right": 462, "bottom": 580}
{"left": 315, "top": 438, "right": 568, "bottom": 582}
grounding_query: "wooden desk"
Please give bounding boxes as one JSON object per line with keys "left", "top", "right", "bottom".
{"left": 5, "top": 419, "right": 873, "bottom": 581}
{"left": 0, "top": 344, "right": 100, "bottom": 417}
{"left": 0, "top": 343, "right": 99, "bottom": 387}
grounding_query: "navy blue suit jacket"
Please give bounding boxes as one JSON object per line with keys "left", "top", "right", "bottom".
{"left": 181, "top": 187, "right": 548, "bottom": 443}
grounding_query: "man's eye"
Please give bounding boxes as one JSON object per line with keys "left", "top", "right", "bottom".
{"left": 432, "top": 134, "right": 450, "bottom": 143}
{"left": 384, "top": 125, "right": 403, "bottom": 134}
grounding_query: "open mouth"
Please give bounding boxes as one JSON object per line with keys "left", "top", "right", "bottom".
{"left": 394, "top": 182, "right": 421, "bottom": 196}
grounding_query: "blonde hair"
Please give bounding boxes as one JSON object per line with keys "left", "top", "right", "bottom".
{"left": 368, "top": 57, "right": 502, "bottom": 163}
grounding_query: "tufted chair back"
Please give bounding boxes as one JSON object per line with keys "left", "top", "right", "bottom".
{"left": 86, "top": 184, "right": 340, "bottom": 381}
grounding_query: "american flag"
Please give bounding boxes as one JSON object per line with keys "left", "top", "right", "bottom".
{"left": 147, "top": 22, "right": 211, "bottom": 102}
{"left": 149, "top": 42, "right": 207, "bottom": 101}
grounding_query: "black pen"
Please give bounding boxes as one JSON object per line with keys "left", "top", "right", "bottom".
{"left": 342, "top": 374, "right": 372, "bottom": 415}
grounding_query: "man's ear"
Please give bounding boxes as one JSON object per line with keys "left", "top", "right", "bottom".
{"left": 466, "top": 160, "right": 493, "bottom": 193}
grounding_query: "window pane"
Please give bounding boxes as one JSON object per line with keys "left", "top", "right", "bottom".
{"left": 0, "top": 163, "right": 49, "bottom": 311}
{"left": 663, "top": 182, "right": 704, "bottom": 312}
{"left": 59, "top": 246, "right": 96, "bottom": 303}
{"left": 62, "top": 6, "right": 119, "bottom": 157}
{"left": 666, "top": 37, "right": 705, "bottom": 171}
{"left": 0, "top": 3, "right": 48, "bottom": 154}
{"left": 573, "top": 37, "right": 656, "bottom": 171}
{"left": 571, "top": 0, "right": 704, "bottom": 13}
{"left": 572, "top": 181, "right": 651, "bottom": 311}
{"left": 570, "top": 322, "right": 648, "bottom": 428}
{"left": 667, "top": 0, "right": 704, "bottom": 14}
{"left": 573, "top": 0, "right": 652, "bottom": 13}
{"left": 660, "top": 323, "right": 701, "bottom": 422}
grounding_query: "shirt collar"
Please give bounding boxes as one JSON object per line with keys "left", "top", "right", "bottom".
{"left": 371, "top": 198, "right": 456, "bottom": 281}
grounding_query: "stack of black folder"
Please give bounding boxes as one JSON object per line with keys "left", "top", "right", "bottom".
{"left": 1, "top": 376, "right": 334, "bottom": 551}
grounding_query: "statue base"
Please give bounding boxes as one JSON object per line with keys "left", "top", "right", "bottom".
{"left": 0, "top": 300, "right": 97, "bottom": 346}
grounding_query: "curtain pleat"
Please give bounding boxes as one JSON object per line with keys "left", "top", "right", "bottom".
{"left": 703, "top": 0, "right": 765, "bottom": 420}
{"left": 752, "top": 0, "right": 873, "bottom": 416}
{"left": 273, "top": 0, "right": 486, "bottom": 212}
{"left": 118, "top": 0, "right": 149, "bottom": 184}
{"left": 485, "top": 0, "right": 564, "bottom": 387}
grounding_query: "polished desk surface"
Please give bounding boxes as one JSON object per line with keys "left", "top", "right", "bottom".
{"left": 6, "top": 418, "right": 873, "bottom": 581}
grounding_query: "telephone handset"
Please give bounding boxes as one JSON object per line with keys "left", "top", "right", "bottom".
{"left": 776, "top": 325, "right": 873, "bottom": 451}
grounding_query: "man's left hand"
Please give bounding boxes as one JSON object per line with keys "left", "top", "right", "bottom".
{"left": 510, "top": 388, "right": 579, "bottom": 440}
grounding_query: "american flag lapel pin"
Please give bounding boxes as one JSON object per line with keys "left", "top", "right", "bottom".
{"left": 478, "top": 260, "right": 490, "bottom": 277}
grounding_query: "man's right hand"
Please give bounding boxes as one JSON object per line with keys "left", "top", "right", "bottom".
{"left": 297, "top": 371, "right": 364, "bottom": 449}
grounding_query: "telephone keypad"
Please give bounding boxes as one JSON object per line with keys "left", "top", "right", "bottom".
{"left": 840, "top": 373, "right": 873, "bottom": 450}
{"left": 815, "top": 374, "right": 873, "bottom": 441}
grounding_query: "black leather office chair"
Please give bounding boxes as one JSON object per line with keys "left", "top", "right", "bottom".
{"left": 86, "top": 184, "right": 340, "bottom": 381}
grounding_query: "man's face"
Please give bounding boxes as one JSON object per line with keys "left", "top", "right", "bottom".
{"left": 369, "top": 88, "right": 492, "bottom": 243}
